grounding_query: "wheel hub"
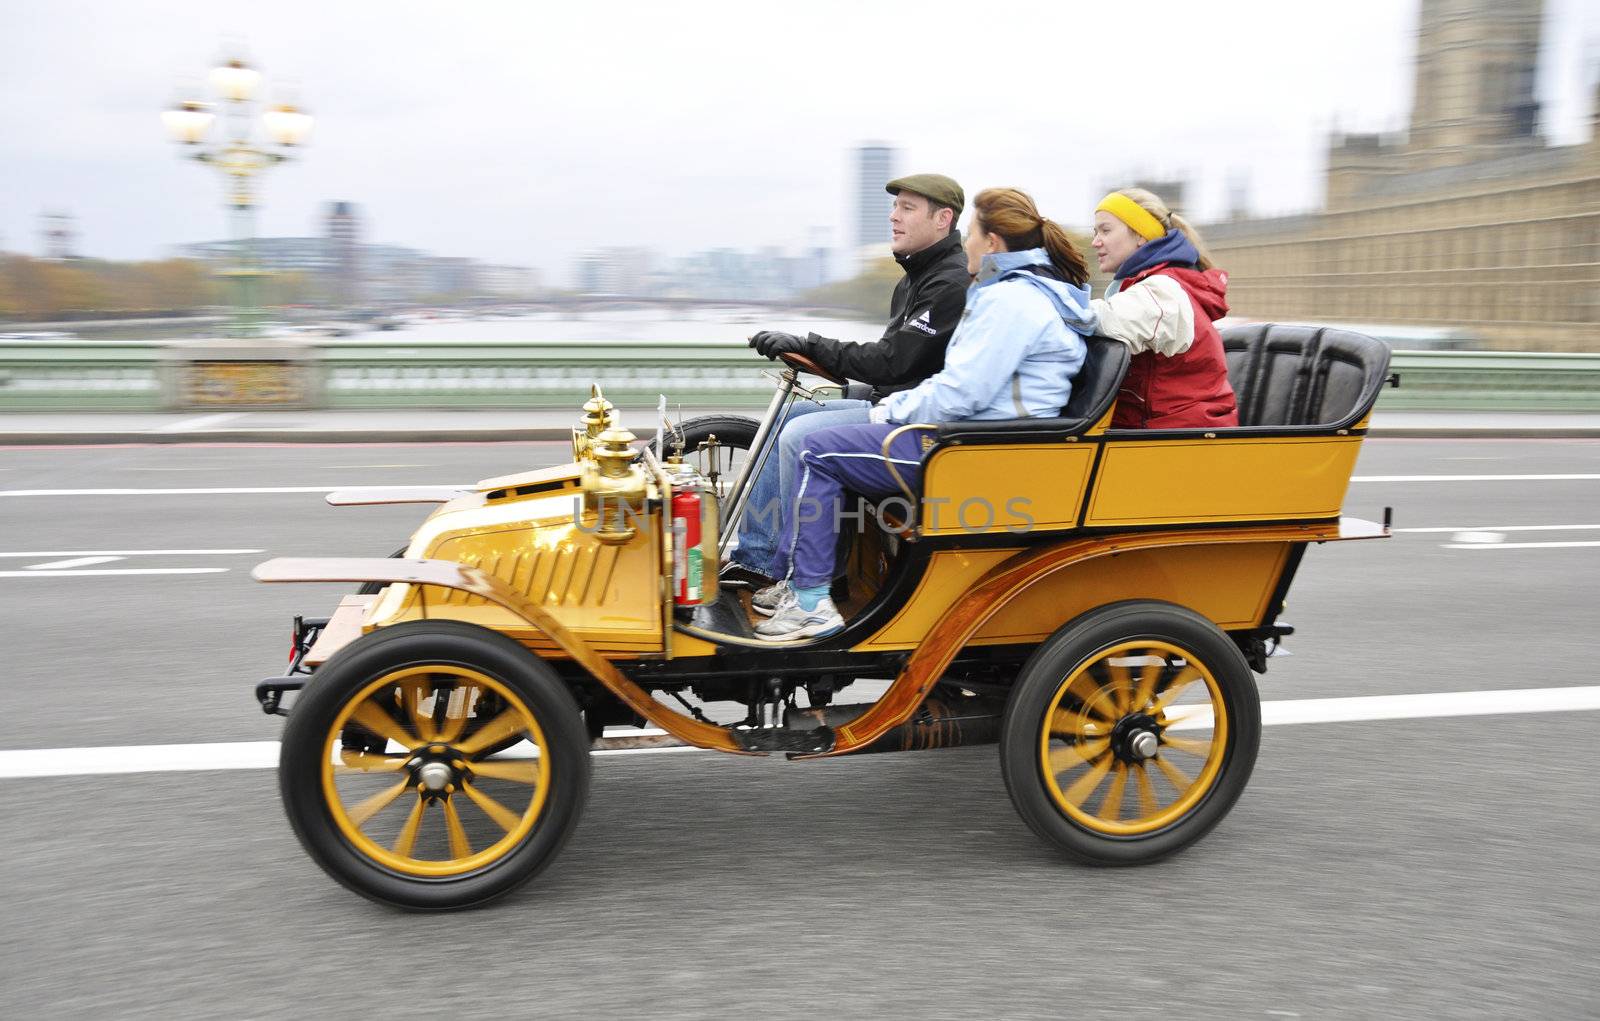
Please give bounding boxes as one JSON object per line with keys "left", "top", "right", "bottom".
{"left": 1110, "top": 712, "right": 1161, "bottom": 762}
{"left": 1128, "top": 730, "right": 1159, "bottom": 760}
{"left": 417, "top": 761, "right": 454, "bottom": 792}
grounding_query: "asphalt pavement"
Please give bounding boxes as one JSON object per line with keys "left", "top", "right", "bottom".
{"left": 1, "top": 436, "right": 1597, "bottom": 1018}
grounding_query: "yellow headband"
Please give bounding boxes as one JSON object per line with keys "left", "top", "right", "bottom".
{"left": 1095, "top": 193, "right": 1167, "bottom": 242}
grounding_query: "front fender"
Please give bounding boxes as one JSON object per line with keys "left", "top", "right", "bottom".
{"left": 252, "top": 557, "right": 744, "bottom": 754}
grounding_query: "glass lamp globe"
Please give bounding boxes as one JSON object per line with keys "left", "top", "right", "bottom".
{"left": 209, "top": 59, "right": 262, "bottom": 102}
{"left": 162, "top": 100, "right": 216, "bottom": 144}
{"left": 263, "top": 103, "right": 314, "bottom": 146}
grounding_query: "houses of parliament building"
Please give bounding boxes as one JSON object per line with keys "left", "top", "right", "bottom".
{"left": 1203, "top": 0, "right": 1599, "bottom": 351}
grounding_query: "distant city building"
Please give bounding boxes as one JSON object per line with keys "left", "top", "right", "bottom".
{"left": 573, "top": 243, "right": 833, "bottom": 301}
{"left": 1200, "top": 0, "right": 1600, "bottom": 351}
{"left": 423, "top": 256, "right": 480, "bottom": 298}
{"left": 324, "top": 201, "right": 362, "bottom": 306}
{"left": 805, "top": 225, "right": 833, "bottom": 287}
{"left": 177, "top": 236, "right": 332, "bottom": 274}
{"left": 477, "top": 264, "right": 542, "bottom": 298}
{"left": 573, "top": 251, "right": 607, "bottom": 295}
{"left": 854, "top": 143, "right": 899, "bottom": 258}
{"left": 1225, "top": 171, "right": 1251, "bottom": 222}
{"left": 1114, "top": 179, "right": 1188, "bottom": 213}
{"left": 361, "top": 244, "right": 430, "bottom": 303}
{"left": 39, "top": 210, "right": 78, "bottom": 261}
{"left": 574, "top": 248, "right": 655, "bottom": 294}
{"left": 176, "top": 206, "right": 544, "bottom": 306}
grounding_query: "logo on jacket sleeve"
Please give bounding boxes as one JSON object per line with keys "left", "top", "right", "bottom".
{"left": 904, "top": 308, "right": 937, "bottom": 335}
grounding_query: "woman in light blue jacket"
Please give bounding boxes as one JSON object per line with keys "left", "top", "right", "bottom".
{"left": 754, "top": 187, "right": 1096, "bottom": 641}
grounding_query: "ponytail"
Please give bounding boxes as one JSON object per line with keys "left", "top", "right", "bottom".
{"left": 972, "top": 187, "right": 1089, "bottom": 286}
{"left": 1039, "top": 217, "right": 1089, "bottom": 286}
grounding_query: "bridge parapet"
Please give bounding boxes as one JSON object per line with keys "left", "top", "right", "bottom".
{"left": 3, "top": 338, "right": 1600, "bottom": 411}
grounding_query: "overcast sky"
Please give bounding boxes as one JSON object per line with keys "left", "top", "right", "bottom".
{"left": 1, "top": 0, "right": 1595, "bottom": 281}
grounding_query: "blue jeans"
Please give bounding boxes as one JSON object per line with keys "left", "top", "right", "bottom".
{"left": 731, "top": 398, "right": 872, "bottom": 578}
{"left": 775, "top": 422, "right": 924, "bottom": 588}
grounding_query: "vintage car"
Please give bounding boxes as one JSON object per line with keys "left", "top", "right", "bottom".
{"left": 253, "top": 323, "right": 1394, "bottom": 910}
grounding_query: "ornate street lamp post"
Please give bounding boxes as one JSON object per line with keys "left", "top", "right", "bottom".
{"left": 163, "top": 56, "right": 312, "bottom": 338}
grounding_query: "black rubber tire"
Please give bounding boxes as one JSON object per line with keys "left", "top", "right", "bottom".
{"left": 666, "top": 414, "right": 759, "bottom": 456}
{"left": 999, "top": 600, "right": 1261, "bottom": 866}
{"left": 278, "top": 620, "right": 590, "bottom": 911}
{"left": 654, "top": 414, "right": 759, "bottom": 502}
{"left": 355, "top": 546, "right": 408, "bottom": 596}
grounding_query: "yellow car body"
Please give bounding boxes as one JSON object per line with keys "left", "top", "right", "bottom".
{"left": 257, "top": 324, "right": 1393, "bottom": 909}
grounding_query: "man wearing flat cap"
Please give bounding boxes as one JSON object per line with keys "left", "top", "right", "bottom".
{"left": 750, "top": 173, "right": 969, "bottom": 389}
{"left": 730, "top": 173, "right": 970, "bottom": 592}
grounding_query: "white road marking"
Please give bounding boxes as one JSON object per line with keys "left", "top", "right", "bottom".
{"left": 0, "top": 568, "right": 229, "bottom": 578}
{"left": 1394, "top": 524, "right": 1600, "bottom": 533}
{"left": 1353, "top": 473, "right": 1600, "bottom": 482}
{"left": 1162, "top": 685, "right": 1600, "bottom": 732}
{"left": 1442, "top": 541, "right": 1600, "bottom": 550}
{"left": 0, "top": 485, "right": 470, "bottom": 497}
{"left": 0, "top": 549, "right": 263, "bottom": 557}
{"left": 25, "top": 555, "right": 124, "bottom": 570}
{"left": 3, "top": 685, "right": 1597, "bottom": 779}
{"left": 153, "top": 413, "right": 241, "bottom": 433}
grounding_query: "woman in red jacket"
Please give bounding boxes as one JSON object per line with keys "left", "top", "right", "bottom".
{"left": 1089, "top": 188, "right": 1239, "bottom": 429}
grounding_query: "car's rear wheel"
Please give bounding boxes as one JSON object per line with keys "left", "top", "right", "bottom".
{"left": 279, "top": 620, "right": 589, "bottom": 910}
{"left": 1000, "top": 601, "right": 1260, "bottom": 865}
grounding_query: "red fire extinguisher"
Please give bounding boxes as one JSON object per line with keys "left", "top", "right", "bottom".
{"left": 672, "top": 487, "right": 704, "bottom": 605}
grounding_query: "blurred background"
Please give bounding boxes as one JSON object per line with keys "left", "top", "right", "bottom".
{"left": 1, "top": 0, "right": 1598, "bottom": 408}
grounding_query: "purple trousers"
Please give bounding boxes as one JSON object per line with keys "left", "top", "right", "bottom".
{"left": 771, "top": 422, "right": 932, "bottom": 589}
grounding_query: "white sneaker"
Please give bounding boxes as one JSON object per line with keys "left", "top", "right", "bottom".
{"left": 751, "top": 580, "right": 792, "bottom": 617}
{"left": 754, "top": 595, "right": 844, "bottom": 641}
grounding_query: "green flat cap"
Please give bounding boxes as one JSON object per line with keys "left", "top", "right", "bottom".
{"left": 886, "top": 173, "right": 964, "bottom": 214}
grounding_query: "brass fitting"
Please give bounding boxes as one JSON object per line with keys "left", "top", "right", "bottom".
{"left": 572, "top": 384, "right": 619, "bottom": 463}
{"left": 582, "top": 424, "right": 648, "bottom": 544}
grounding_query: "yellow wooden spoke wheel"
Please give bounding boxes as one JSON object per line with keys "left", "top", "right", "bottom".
{"left": 322, "top": 665, "right": 553, "bottom": 878}
{"left": 1038, "top": 640, "right": 1227, "bottom": 836}
{"left": 1000, "top": 602, "right": 1260, "bottom": 865}
{"left": 279, "top": 621, "right": 590, "bottom": 910}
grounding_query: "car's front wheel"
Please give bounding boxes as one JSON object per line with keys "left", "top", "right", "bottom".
{"left": 279, "top": 620, "right": 590, "bottom": 910}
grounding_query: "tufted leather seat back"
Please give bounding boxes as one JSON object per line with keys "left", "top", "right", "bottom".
{"left": 1222, "top": 324, "right": 1391, "bottom": 429}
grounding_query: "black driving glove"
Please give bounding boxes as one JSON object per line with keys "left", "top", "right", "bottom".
{"left": 748, "top": 331, "right": 809, "bottom": 359}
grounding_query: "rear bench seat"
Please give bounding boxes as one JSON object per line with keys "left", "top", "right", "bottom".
{"left": 933, "top": 324, "right": 1391, "bottom": 444}
{"left": 887, "top": 325, "right": 1392, "bottom": 537}
{"left": 1221, "top": 324, "right": 1392, "bottom": 431}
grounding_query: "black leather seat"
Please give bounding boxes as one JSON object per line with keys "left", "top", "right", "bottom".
{"left": 930, "top": 325, "right": 1387, "bottom": 444}
{"left": 934, "top": 336, "right": 1130, "bottom": 441}
{"left": 1222, "top": 324, "right": 1391, "bottom": 430}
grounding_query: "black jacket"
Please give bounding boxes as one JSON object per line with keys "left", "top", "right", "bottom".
{"left": 803, "top": 230, "right": 970, "bottom": 397}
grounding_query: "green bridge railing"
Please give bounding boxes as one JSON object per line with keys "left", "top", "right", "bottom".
{"left": 3, "top": 338, "right": 1600, "bottom": 412}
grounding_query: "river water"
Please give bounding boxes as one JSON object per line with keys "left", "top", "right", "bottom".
{"left": 6, "top": 307, "right": 886, "bottom": 345}
{"left": 332, "top": 308, "right": 884, "bottom": 346}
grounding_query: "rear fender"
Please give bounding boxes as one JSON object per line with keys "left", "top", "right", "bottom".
{"left": 801, "top": 517, "right": 1387, "bottom": 758}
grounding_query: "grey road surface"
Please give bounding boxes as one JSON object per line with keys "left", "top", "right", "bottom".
{"left": 1, "top": 437, "right": 1597, "bottom": 1019}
